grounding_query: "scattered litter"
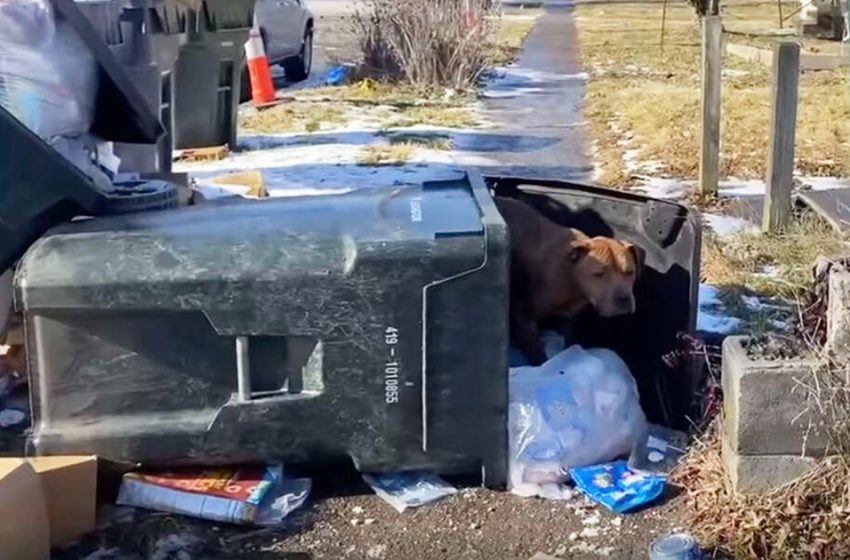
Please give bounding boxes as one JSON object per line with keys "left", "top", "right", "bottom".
{"left": 649, "top": 532, "right": 700, "bottom": 560}
{"left": 352, "top": 506, "right": 364, "bottom": 515}
{"left": 508, "top": 345, "right": 647, "bottom": 499}
{"left": 362, "top": 471, "right": 457, "bottom": 513}
{"left": 325, "top": 64, "right": 353, "bottom": 86}
{"left": 174, "top": 145, "right": 230, "bottom": 162}
{"left": 151, "top": 533, "right": 202, "bottom": 560}
{"left": 628, "top": 423, "right": 688, "bottom": 474}
{"left": 117, "top": 465, "right": 310, "bottom": 525}
{"left": 570, "top": 461, "right": 665, "bottom": 514}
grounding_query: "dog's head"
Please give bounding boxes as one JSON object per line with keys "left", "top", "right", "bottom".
{"left": 569, "top": 236, "right": 645, "bottom": 317}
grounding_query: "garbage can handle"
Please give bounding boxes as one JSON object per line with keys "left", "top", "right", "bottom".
{"left": 236, "top": 336, "right": 251, "bottom": 402}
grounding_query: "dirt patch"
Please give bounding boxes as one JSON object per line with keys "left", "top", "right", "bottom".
{"left": 60, "top": 481, "right": 689, "bottom": 560}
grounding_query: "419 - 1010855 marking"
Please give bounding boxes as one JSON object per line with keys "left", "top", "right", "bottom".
{"left": 384, "top": 326, "right": 400, "bottom": 404}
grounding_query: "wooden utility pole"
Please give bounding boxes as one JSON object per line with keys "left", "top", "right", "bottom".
{"left": 699, "top": 15, "right": 722, "bottom": 197}
{"left": 763, "top": 40, "right": 801, "bottom": 233}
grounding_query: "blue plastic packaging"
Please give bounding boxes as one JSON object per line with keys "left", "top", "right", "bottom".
{"left": 570, "top": 460, "right": 665, "bottom": 513}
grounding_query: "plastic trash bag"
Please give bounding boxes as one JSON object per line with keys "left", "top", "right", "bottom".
{"left": 508, "top": 345, "right": 647, "bottom": 498}
{"left": 0, "top": 0, "right": 98, "bottom": 139}
{"left": 362, "top": 471, "right": 457, "bottom": 513}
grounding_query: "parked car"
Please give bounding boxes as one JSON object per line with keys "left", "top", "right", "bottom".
{"left": 253, "top": 0, "right": 314, "bottom": 80}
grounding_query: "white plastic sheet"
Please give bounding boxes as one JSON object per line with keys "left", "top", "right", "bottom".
{"left": 508, "top": 345, "right": 647, "bottom": 499}
{"left": 0, "top": 0, "right": 98, "bottom": 139}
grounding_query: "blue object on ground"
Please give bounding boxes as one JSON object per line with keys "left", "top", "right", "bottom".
{"left": 570, "top": 460, "right": 665, "bottom": 513}
{"left": 325, "top": 65, "right": 351, "bottom": 86}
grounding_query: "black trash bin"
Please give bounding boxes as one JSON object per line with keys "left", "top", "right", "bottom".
{"left": 21, "top": 173, "right": 511, "bottom": 485}
{"left": 172, "top": 1, "right": 256, "bottom": 150}
{"left": 74, "top": 0, "right": 185, "bottom": 174}
{"left": 109, "top": 6, "right": 183, "bottom": 174}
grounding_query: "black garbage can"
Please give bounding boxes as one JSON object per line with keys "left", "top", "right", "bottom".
{"left": 108, "top": 6, "right": 183, "bottom": 174}
{"left": 21, "top": 173, "right": 511, "bottom": 486}
{"left": 172, "top": 2, "right": 255, "bottom": 150}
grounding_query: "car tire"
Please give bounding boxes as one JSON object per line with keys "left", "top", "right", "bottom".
{"left": 98, "top": 180, "right": 179, "bottom": 216}
{"left": 283, "top": 29, "right": 312, "bottom": 82}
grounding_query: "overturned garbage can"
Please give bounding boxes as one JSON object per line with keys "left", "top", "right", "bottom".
{"left": 172, "top": 0, "right": 256, "bottom": 150}
{"left": 20, "top": 174, "right": 511, "bottom": 485}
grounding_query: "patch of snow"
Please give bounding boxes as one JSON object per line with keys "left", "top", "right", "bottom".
{"left": 757, "top": 265, "right": 781, "bottom": 278}
{"left": 799, "top": 176, "right": 850, "bottom": 191}
{"left": 698, "top": 284, "right": 742, "bottom": 335}
{"left": 177, "top": 130, "right": 471, "bottom": 198}
{"left": 719, "top": 178, "right": 766, "bottom": 197}
{"left": 633, "top": 177, "right": 690, "bottom": 200}
{"left": 481, "top": 66, "right": 588, "bottom": 99}
{"left": 704, "top": 213, "right": 758, "bottom": 237}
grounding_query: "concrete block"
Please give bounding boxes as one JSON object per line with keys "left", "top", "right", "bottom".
{"left": 722, "top": 336, "right": 826, "bottom": 456}
{"left": 827, "top": 267, "right": 850, "bottom": 356}
{"left": 722, "top": 432, "right": 818, "bottom": 493}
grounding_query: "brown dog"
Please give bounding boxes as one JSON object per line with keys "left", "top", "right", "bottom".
{"left": 496, "top": 196, "right": 645, "bottom": 365}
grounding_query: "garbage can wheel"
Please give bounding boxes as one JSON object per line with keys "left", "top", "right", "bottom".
{"left": 283, "top": 29, "right": 312, "bottom": 82}
{"left": 99, "top": 180, "right": 179, "bottom": 215}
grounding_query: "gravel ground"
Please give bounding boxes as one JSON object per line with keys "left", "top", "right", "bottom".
{"left": 60, "top": 469, "right": 686, "bottom": 560}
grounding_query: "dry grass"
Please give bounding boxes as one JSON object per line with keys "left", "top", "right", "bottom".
{"left": 576, "top": 0, "right": 850, "bottom": 186}
{"left": 701, "top": 212, "right": 847, "bottom": 298}
{"left": 488, "top": 10, "right": 542, "bottom": 66}
{"left": 382, "top": 105, "right": 479, "bottom": 129}
{"left": 239, "top": 103, "right": 348, "bottom": 134}
{"left": 358, "top": 143, "right": 417, "bottom": 165}
{"left": 674, "top": 421, "right": 850, "bottom": 559}
{"left": 385, "top": 132, "right": 454, "bottom": 150}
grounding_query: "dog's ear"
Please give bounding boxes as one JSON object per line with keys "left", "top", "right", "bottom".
{"left": 569, "top": 240, "right": 590, "bottom": 263}
{"left": 625, "top": 242, "right": 646, "bottom": 279}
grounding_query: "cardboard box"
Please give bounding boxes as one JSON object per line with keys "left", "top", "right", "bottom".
{"left": 0, "top": 456, "right": 98, "bottom": 559}
{"left": 29, "top": 456, "right": 97, "bottom": 548}
{"left": 0, "top": 459, "right": 50, "bottom": 560}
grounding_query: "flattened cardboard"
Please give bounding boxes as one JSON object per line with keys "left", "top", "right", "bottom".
{"left": 29, "top": 456, "right": 98, "bottom": 548}
{"left": 0, "top": 459, "right": 50, "bottom": 560}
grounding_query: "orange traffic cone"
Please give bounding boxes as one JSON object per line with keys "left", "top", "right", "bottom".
{"left": 245, "top": 28, "right": 277, "bottom": 106}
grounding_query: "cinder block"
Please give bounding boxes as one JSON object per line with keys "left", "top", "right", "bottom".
{"left": 722, "top": 336, "right": 826, "bottom": 457}
{"left": 722, "top": 432, "right": 818, "bottom": 493}
{"left": 827, "top": 267, "right": 850, "bottom": 356}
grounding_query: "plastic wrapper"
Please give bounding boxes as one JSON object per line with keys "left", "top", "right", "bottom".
{"left": 117, "top": 465, "right": 311, "bottom": 525}
{"left": 508, "top": 345, "right": 647, "bottom": 499}
{"left": 0, "top": 0, "right": 98, "bottom": 139}
{"left": 362, "top": 471, "right": 457, "bottom": 513}
{"left": 570, "top": 460, "right": 665, "bottom": 514}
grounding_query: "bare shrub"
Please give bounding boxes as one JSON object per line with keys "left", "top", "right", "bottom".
{"left": 353, "top": 0, "right": 494, "bottom": 90}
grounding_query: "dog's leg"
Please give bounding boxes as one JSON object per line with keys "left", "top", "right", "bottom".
{"left": 512, "top": 309, "right": 546, "bottom": 366}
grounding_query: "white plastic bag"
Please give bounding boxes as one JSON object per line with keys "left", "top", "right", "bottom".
{"left": 508, "top": 345, "right": 647, "bottom": 499}
{"left": 0, "top": 0, "right": 98, "bottom": 139}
